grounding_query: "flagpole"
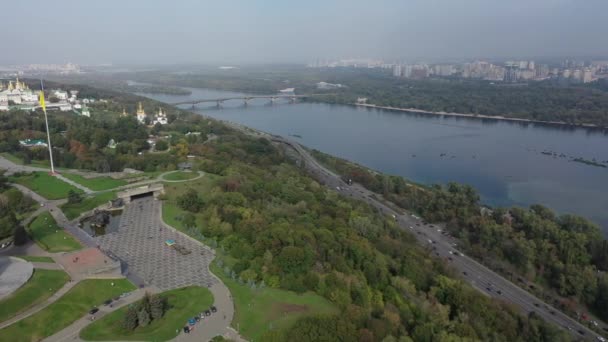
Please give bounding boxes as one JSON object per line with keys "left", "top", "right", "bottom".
{"left": 40, "top": 80, "right": 56, "bottom": 175}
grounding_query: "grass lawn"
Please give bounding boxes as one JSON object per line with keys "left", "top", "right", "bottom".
{"left": 210, "top": 262, "right": 337, "bottom": 341}
{"left": 80, "top": 286, "right": 213, "bottom": 341}
{"left": 162, "top": 171, "right": 199, "bottom": 181}
{"left": 17, "top": 255, "right": 55, "bottom": 263}
{"left": 0, "top": 152, "right": 25, "bottom": 165}
{"left": 28, "top": 212, "right": 82, "bottom": 252}
{"left": 0, "top": 279, "right": 135, "bottom": 342}
{"left": 62, "top": 174, "right": 127, "bottom": 191}
{"left": 0, "top": 269, "right": 69, "bottom": 323}
{"left": 61, "top": 191, "right": 117, "bottom": 220}
{"left": 162, "top": 203, "right": 187, "bottom": 232}
{"left": 10, "top": 172, "right": 83, "bottom": 200}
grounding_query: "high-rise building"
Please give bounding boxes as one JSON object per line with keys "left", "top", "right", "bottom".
{"left": 403, "top": 65, "right": 413, "bottom": 78}
{"left": 519, "top": 61, "right": 529, "bottom": 69}
{"left": 504, "top": 63, "right": 518, "bottom": 82}
{"left": 583, "top": 69, "right": 593, "bottom": 83}
{"left": 392, "top": 65, "right": 402, "bottom": 77}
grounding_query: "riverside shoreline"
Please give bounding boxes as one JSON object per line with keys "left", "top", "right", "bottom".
{"left": 354, "top": 103, "right": 606, "bottom": 130}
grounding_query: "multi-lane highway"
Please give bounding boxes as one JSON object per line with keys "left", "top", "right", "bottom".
{"left": 269, "top": 134, "right": 606, "bottom": 342}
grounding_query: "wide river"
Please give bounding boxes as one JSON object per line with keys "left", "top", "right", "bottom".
{"left": 140, "top": 87, "right": 608, "bottom": 233}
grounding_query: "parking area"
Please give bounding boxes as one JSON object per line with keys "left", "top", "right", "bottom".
{"left": 94, "top": 196, "right": 216, "bottom": 291}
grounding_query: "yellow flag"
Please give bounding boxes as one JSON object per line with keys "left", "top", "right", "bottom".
{"left": 39, "top": 91, "right": 46, "bottom": 111}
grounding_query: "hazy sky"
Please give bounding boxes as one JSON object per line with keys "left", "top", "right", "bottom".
{"left": 2, "top": 0, "right": 607, "bottom": 65}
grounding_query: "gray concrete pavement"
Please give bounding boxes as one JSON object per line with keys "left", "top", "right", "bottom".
{"left": 94, "top": 197, "right": 216, "bottom": 291}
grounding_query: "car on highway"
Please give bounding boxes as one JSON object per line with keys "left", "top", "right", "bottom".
{"left": 89, "top": 307, "right": 99, "bottom": 315}
{"left": 211, "top": 306, "right": 217, "bottom": 313}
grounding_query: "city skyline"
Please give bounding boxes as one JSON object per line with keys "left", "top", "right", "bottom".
{"left": 2, "top": 0, "right": 608, "bottom": 65}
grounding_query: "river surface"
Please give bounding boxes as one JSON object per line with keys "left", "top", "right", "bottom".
{"left": 139, "top": 87, "right": 608, "bottom": 233}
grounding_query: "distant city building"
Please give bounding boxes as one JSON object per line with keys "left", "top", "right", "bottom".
{"left": 316, "top": 82, "right": 344, "bottom": 89}
{"left": 392, "top": 65, "right": 402, "bottom": 77}
{"left": 152, "top": 108, "right": 168, "bottom": 125}
{"left": 81, "top": 104, "right": 90, "bottom": 117}
{"left": 583, "top": 69, "right": 594, "bottom": 83}
{"left": 279, "top": 88, "right": 295, "bottom": 94}
{"left": 136, "top": 102, "right": 146, "bottom": 123}
{"left": 0, "top": 78, "right": 38, "bottom": 108}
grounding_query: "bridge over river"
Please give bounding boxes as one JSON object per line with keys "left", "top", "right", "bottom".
{"left": 171, "top": 94, "right": 332, "bottom": 107}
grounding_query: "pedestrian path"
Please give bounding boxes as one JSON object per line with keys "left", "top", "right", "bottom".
{"left": 55, "top": 173, "right": 93, "bottom": 194}
{"left": 43, "top": 288, "right": 149, "bottom": 342}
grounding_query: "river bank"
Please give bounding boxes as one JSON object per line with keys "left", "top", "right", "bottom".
{"left": 139, "top": 86, "right": 608, "bottom": 233}
{"left": 354, "top": 103, "right": 607, "bottom": 130}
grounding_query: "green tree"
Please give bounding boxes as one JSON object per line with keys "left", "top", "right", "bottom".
{"left": 13, "top": 224, "right": 28, "bottom": 246}
{"left": 67, "top": 190, "right": 83, "bottom": 204}
{"left": 177, "top": 189, "right": 204, "bottom": 213}
{"left": 149, "top": 294, "right": 167, "bottom": 320}
{"left": 155, "top": 139, "right": 168, "bottom": 151}
{"left": 123, "top": 306, "right": 139, "bottom": 330}
{"left": 137, "top": 307, "right": 151, "bottom": 327}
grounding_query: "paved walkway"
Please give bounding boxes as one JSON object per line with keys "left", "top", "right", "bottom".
{"left": 0, "top": 280, "right": 79, "bottom": 329}
{"left": 31, "top": 262, "right": 63, "bottom": 270}
{"left": 0, "top": 156, "right": 49, "bottom": 175}
{"left": 95, "top": 197, "right": 216, "bottom": 291}
{"left": 160, "top": 171, "right": 205, "bottom": 183}
{"left": 43, "top": 288, "right": 149, "bottom": 342}
{"left": 54, "top": 174, "right": 93, "bottom": 194}
{"left": 0, "top": 257, "right": 33, "bottom": 300}
{"left": 2, "top": 156, "right": 238, "bottom": 340}
{"left": 11, "top": 184, "right": 97, "bottom": 249}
